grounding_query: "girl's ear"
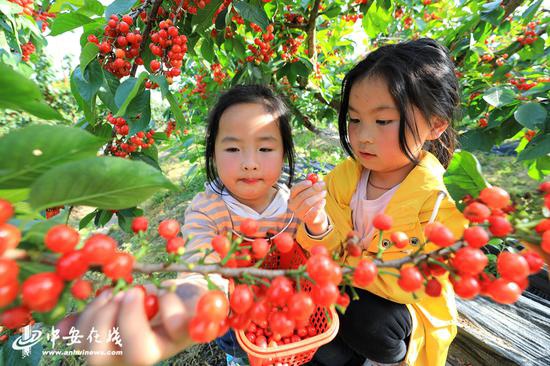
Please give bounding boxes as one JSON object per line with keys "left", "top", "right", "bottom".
{"left": 427, "top": 117, "right": 449, "bottom": 140}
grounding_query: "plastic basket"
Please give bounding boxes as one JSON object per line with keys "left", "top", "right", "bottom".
{"left": 235, "top": 243, "right": 340, "bottom": 366}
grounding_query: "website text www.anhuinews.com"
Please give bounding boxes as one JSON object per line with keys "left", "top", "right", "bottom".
{"left": 42, "top": 349, "right": 123, "bottom": 356}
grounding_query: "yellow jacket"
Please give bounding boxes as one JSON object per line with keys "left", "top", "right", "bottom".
{"left": 297, "top": 151, "right": 467, "bottom": 366}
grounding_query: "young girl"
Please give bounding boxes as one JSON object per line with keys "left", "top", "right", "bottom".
{"left": 67, "top": 84, "right": 299, "bottom": 366}
{"left": 290, "top": 38, "right": 468, "bottom": 366}
{"left": 182, "top": 84, "right": 299, "bottom": 365}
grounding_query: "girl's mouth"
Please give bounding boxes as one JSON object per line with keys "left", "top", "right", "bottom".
{"left": 359, "top": 152, "right": 376, "bottom": 158}
{"left": 241, "top": 178, "right": 260, "bottom": 184}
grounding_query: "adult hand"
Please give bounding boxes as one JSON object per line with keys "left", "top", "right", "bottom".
{"left": 57, "top": 280, "right": 207, "bottom": 366}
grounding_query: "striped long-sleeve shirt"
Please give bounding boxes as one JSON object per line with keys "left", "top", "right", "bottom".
{"left": 179, "top": 182, "right": 300, "bottom": 289}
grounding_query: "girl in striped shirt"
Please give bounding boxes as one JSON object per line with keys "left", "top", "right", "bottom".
{"left": 182, "top": 84, "right": 300, "bottom": 365}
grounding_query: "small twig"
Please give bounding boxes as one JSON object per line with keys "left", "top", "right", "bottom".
{"left": 130, "top": 0, "right": 164, "bottom": 76}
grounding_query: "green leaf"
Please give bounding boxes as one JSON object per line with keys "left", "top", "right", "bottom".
{"left": 79, "top": 210, "right": 97, "bottom": 229}
{"left": 104, "top": 0, "right": 137, "bottom": 19}
{"left": 232, "top": 36, "right": 246, "bottom": 59}
{"left": 521, "top": 0, "right": 542, "bottom": 23}
{"left": 514, "top": 103, "right": 547, "bottom": 130}
{"left": 444, "top": 151, "right": 489, "bottom": 204}
{"left": 148, "top": 74, "right": 185, "bottom": 131}
{"left": 480, "top": 0, "right": 504, "bottom": 26}
{"left": 233, "top": 1, "right": 269, "bottom": 30}
{"left": 518, "top": 134, "right": 550, "bottom": 161}
{"left": 200, "top": 37, "right": 215, "bottom": 63}
{"left": 71, "top": 62, "right": 104, "bottom": 124}
{"left": 0, "top": 125, "right": 106, "bottom": 189}
{"left": 80, "top": 0, "right": 105, "bottom": 16}
{"left": 80, "top": 41, "right": 99, "bottom": 71}
{"left": 126, "top": 90, "right": 151, "bottom": 134}
{"left": 482, "top": 86, "right": 516, "bottom": 108}
{"left": 29, "top": 157, "right": 175, "bottom": 211}
{"left": 50, "top": 12, "right": 94, "bottom": 36}
{"left": 0, "top": 62, "right": 64, "bottom": 120}
{"left": 527, "top": 156, "right": 550, "bottom": 181}
{"left": 458, "top": 127, "right": 498, "bottom": 152}
{"left": 0, "top": 189, "right": 29, "bottom": 203}
{"left": 114, "top": 72, "right": 148, "bottom": 117}
{"left": 191, "top": 0, "right": 223, "bottom": 34}
{"left": 50, "top": 0, "right": 84, "bottom": 13}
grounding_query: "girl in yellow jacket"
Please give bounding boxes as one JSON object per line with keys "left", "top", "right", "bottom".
{"left": 289, "top": 38, "right": 468, "bottom": 366}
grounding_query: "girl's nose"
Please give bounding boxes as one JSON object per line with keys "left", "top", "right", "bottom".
{"left": 241, "top": 157, "right": 259, "bottom": 171}
{"left": 358, "top": 124, "right": 375, "bottom": 144}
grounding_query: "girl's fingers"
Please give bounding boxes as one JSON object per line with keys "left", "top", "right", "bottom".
{"left": 289, "top": 180, "right": 313, "bottom": 199}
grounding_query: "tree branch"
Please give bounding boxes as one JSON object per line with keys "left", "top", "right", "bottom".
{"left": 130, "top": 0, "right": 164, "bottom": 77}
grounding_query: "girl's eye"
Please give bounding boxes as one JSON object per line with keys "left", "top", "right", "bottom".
{"left": 376, "top": 120, "right": 393, "bottom": 126}
{"left": 225, "top": 147, "right": 239, "bottom": 152}
{"left": 348, "top": 117, "right": 360, "bottom": 124}
{"left": 259, "top": 148, "right": 273, "bottom": 152}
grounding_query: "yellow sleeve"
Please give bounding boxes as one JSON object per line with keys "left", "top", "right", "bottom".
{"left": 296, "top": 165, "right": 354, "bottom": 254}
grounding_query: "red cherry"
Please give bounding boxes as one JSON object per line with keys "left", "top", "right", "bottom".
{"left": 82, "top": 234, "right": 117, "bottom": 265}
{"left": 252, "top": 238, "right": 269, "bottom": 259}
{"left": 102, "top": 252, "right": 134, "bottom": 280}
{"left": 372, "top": 213, "right": 392, "bottom": 231}
{"left": 425, "top": 222, "right": 455, "bottom": 247}
{"left": 0, "top": 280, "right": 19, "bottom": 307}
{"left": 211, "top": 235, "right": 230, "bottom": 257}
{"left": 56, "top": 251, "right": 89, "bottom": 280}
{"left": 131, "top": 216, "right": 148, "bottom": 233}
{"left": 311, "top": 282, "right": 338, "bottom": 306}
{"left": 463, "top": 226, "right": 489, "bottom": 248}
{"left": 463, "top": 202, "right": 491, "bottom": 223}
{"left": 497, "top": 251, "right": 529, "bottom": 282}
{"left": 188, "top": 316, "right": 220, "bottom": 343}
{"left": 479, "top": 187, "right": 510, "bottom": 209}
{"left": 488, "top": 216, "right": 513, "bottom": 237}
{"left": 398, "top": 266, "right": 423, "bottom": 292}
{"left": 71, "top": 279, "right": 92, "bottom": 300}
{"left": 166, "top": 236, "right": 186, "bottom": 254}
{"left": 336, "top": 292, "right": 351, "bottom": 308}
{"left": 391, "top": 231, "right": 409, "bottom": 249}
{"left": 45, "top": 224, "right": 80, "bottom": 253}
{"left": 0, "top": 199, "right": 14, "bottom": 224}
{"left": 196, "top": 290, "right": 229, "bottom": 322}
{"left": 150, "top": 59, "right": 161, "bottom": 72}
{"left": 144, "top": 293, "right": 159, "bottom": 320}
{"left": 489, "top": 278, "right": 521, "bottom": 304}
{"left": 22, "top": 272, "right": 64, "bottom": 312}
{"left": 230, "top": 284, "right": 254, "bottom": 314}
{"left": 347, "top": 243, "right": 362, "bottom": 257}
{"left": 240, "top": 218, "right": 259, "bottom": 236}
{"left": 266, "top": 276, "right": 294, "bottom": 306}
{"left": 451, "top": 274, "right": 480, "bottom": 299}
{"left": 425, "top": 278, "right": 442, "bottom": 297}
{"left": 0, "top": 306, "right": 32, "bottom": 329}
{"left": 0, "top": 258, "right": 19, "bottom": 286}
{"left": 273, "top": 232, "right": 294, "bottom": 253}
{"left": 306, "top": 173, "right": 318, "bottom": 184}
{"left": 451, "top": 247, "right": 488, "bottom": 276}
{"left": 288, "top": 292, "right": 315, "bottom": 320}
{"left": 0, "top": 223, "right": 21, "bottom": 255}
{"left": 158, "top": 219, "right": 180, "bottom": 239}
{"left": 353, "top": 259, "right": 378, "bottom": 287}
{"left": 522, "top": 251, "right": 544, "bottom": 274}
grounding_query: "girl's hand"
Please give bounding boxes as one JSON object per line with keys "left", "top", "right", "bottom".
{"left": 289, "top": 179, "right": 329, "bottom": 236}
{"left": 57, "top": 280, "right": 206, "bottom": 366}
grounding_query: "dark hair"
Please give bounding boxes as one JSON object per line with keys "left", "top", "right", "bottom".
{"left": 205, "top": 84, "right": 295, "bottom": 192}
{"left": 338, "top": 38, "right": 459, "bottom": 168}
